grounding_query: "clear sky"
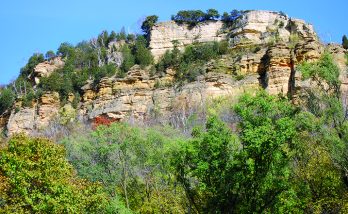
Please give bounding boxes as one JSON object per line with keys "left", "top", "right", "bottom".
{"left": 0, "top": 0, "right": 347, "bottom": 85}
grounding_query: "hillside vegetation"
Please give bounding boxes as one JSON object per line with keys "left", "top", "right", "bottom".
{"left": 1, "top": 9, "right": 348, "bottom": 213}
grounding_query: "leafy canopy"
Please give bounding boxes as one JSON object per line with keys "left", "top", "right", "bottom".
{"left": 0, "top": 134, "right": 109, "bottom": 213}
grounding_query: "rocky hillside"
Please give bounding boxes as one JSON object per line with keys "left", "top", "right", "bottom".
{"left": 0, "top": 10, "right": 347, "bottom": 136}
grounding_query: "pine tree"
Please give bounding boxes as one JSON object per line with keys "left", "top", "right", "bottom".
{"left": 342, "top": 35, "right": 348, "bottom": 49}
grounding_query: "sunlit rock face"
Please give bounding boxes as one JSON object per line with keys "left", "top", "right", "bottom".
{"left": 6, "top": 92, "right": 60, "bottom": 136}
{"left": 149, "top": 20, "right": 226, "bottom": 61}
{"left": 32, "top": 57, "right": 65, "bottom": 84}
{"left": 230, "top": 10, "right": 317, "bottom": 46}
{"left": 3, "top": 10, "right": 347, "bottom": 135}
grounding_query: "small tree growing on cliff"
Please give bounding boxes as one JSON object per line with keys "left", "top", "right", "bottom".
{"left": 45, "top": 50, "right": 55, "bottom": 60}
{"left": 141, "top": 15, "right": 159, "bottom": 38}
{"left": 343, "top": 35, "right": 348, "bottom": 49}
{"left": 205, "top": 9, "right": 220, "bottom": 20}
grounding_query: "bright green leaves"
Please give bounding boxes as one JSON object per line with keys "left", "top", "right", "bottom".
{"left": 0, "top": 134, "right": 108, "bottom": 213}
{"left": 299, "top": 52, "right": 340, "bottom": 90}
{"left": 0, "top": 88, "right": 15, "bottom": 115}
{"left": 62, "top": 123, "right": 186, "bottom": 213}
{"left": 174, "top": 92, "right": 298, "bottom": 212}
{"left": 232, "top": 92, "right": 297, "bottom": 213}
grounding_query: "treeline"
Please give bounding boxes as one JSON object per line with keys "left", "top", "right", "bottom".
{"left": 0, "top": 28, "right": 154, "bottom": 115}
{"left": 171, "top": 9, "right": 243, "bottom": 26}
{"left": 2, "top": 52, "right": 348, "bottom": 213}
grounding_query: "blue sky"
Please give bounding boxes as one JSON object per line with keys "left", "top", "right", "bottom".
{"left": 0, "top": 0, "right": 347, "bottom": 85}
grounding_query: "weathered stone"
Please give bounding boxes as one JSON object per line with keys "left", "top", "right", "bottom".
{"left": 7, "top": 107, "right": 36, "bottom": 135}
{"left": 36, "top": 92, "right": 60, "bottom": 129}
{"left": 231, "top": 11, "right": 317, "bottom": 47}
{"left": 32, "top": 57, "right": 64, "bottom": 84}
{"left": 149, "top": 20, "right": 226, "bottom": 60}
{"left": 4, "top": 10, "right": 346, "bottom": 135}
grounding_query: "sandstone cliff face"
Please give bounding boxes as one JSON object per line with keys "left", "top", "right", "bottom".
{"left": 2, "top": 10, "right": 347, "bottom": 136}
{"left": 79, "top": 65, "right": 260, "bottom": 124}
{"left": 6, "top": 92, "right": 60, "bottom": 135}
{"left": 230, "top": 11, "right": 317, "bottom": 46}
{"left": 150, "top": 20, "right": 226, "bottom": 60}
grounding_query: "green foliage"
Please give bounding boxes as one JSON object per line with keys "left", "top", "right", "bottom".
{"left": 45, "top": 50, "right": 55, "bottom": 60}
{"left": 120, "top": 45, "right": 135, "bottom": 73}
{"left": 0, "top": 88, "right": 15, "bottom": 115}
{"left": 134, "top": 36, "right": 154, "bottom": 67}
{"left": 205, "top": 9, "right": 220, "bottom": 20}
{"left": 0, "top": 135, "right": 109, "bottom": 213}
{"left": 40, "top": 71, "right": 74, "bottom": 101}
{"left": 141, "top": 15, "right": 158, "bottom": 37}
{"left": 221, "top": 10, "right": 243, "bottom": 24}
{"left": 299, "top": 52, "right": 340, "bottom": 91}
{"left": 171, "top": 10, "right": 205, "bottom": 25}
{"left": 156, "top": 41, "right": 228, "bottom": 82}
{"left": 62, "top": 123, "right": 186, "bottom": 213}
{"left": 292, "top": 112, "right": 348, "bottom": 213}
{"left": 20, "top": 53, "right": 45, "bottom": 77}
{"left": 173, "top": 116, "right": 239, "bottom": 213}
{"left": 57, "top": 42, "right": 75, "bottom": 58}
{"left": 92, "top": 64, "right": 117, "bottom": 86}
{"left": 343, "top": 35, "right": 348, "bottom": 49}
{"left": 233, "top": 92, "right": 297, "bottom": 212}
{"left": 175, "top": 92, "right": 298, "bottom": 212}
{"left": 108, "top": 30, "right": 117, "bottom": 43}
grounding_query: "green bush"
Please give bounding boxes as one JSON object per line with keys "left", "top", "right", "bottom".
{"left": 141, "top": 15, "right": 158, "bottom": 37}
{"left": 40, "top": 71, "right": 74, "bottom": 101}
{"left": 0, "top": 134, "right": 111, "bottom": 213}
{"left": 120, "top": 45, "right": 135, "bottom": 73}
{"left": 134, "top": 36, "right": 154, "bottom": 66}
{"left": 20, "top": 53, "right": 45, "bottom": 77}
{"left": 171, "top": 10, "right": 206, "bottom": 26}
{"left": 0, "top": 88, "right": 15, "bottom": 115}
{"left": 61, "top": 123, "right": 186, "bottom": 213}
{"left": 343, "top": 35, "right": 348, "bottom": 49}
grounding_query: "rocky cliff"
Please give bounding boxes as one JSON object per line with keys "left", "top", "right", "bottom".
{"left": 1, "top": 10, "right": 347, "bottom": 136}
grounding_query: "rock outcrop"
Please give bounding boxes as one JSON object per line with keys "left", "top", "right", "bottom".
{"left": 6, "top": 92, "right": 60, "bottom": 135}
{"left": 150, "top": 20, "right": 226, "bottom": 60}
{"left": 31, "top": 57, "right": 65, "bottom": 84}
{"left": 2, "top": 10, "right": 347, "bottom": 136}
{"left": 230, "top": 11, "right": 317, "bottom": 46}
{"left": 79, "top": 65, "right": 260, "bottom": 124}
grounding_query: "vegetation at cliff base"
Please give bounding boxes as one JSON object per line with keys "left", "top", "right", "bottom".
{"left": 1, "top": 7, "right": 348, "bottom": 213}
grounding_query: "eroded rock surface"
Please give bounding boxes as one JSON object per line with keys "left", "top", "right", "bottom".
{"left": 2, "top": 10, "right": 347, "bottom": 135}
{"left": 32, "top": 57, "right": 65, "bottom": 84}
{"left": 150, "top": 20, "right": 226, "bottom": 60}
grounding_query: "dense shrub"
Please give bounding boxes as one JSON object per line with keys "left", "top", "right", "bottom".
{"left": 141, "top": 15, "right": 158, "bottom": 37}
{"left": 93, "top": 115, "right": 117, "bottom": 129}
{"left": 171, "top": 9, "right": 221, "bottom": 26}
{"left": 134, "top": 36, "right": 154, "bottom": 66}
{"left": 0, "top": 88, "right": 15, "bottom": 115}
{"left": 343, "top": 35, "right": 348, "bottom": 49}
{"left": 40, "top": 71, "right": 74, "bottom": 101}
{"left": 20, "top": 53, "right": 45, "bottom": 77}
{"left": 221, "top": 10, "right": 243, "bottom": 27}
{"left": 156, "top": 41, "right": 229, "bottom": 82}
{"left": 62, "top": 123, "right": 186, "bottom": 213}
{"left": 0, "top": 134, "right": 111, "bottom": 213}
{"left": 120, "top": 45, "right": 135, "bottom": 73}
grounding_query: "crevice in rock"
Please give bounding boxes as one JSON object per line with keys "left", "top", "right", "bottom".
{"left": 258, "top": 52, "right": 270, "bottom": 89}
{"left": 287, "top": 50, "right": 296, "bottom": 99}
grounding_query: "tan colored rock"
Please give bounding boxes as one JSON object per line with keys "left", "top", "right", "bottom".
{"left": 150, "top": 20, "right": 226, "bottom": 60}
{"left": 7, "top": 107, "right": 36, "bottom": 135}
{"left": 36, "top": 92, "right": 60, "bottom": 129}
{"left": 32, "top": 57, "right": 64, "bottom": 84}
{"left": 231, "top": 11, "right": 317, "bottom": 47}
